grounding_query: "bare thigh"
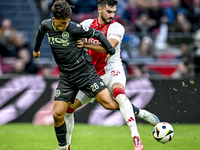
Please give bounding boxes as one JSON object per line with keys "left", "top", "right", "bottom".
{"left": 95, "top": 88, "right": 119, "bottom": 110}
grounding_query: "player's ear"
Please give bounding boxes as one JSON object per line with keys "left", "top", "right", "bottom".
{"left": 98, "top": 7, "right": 101, "bottom": 14}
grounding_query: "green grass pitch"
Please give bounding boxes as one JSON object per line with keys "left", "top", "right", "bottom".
{"left": 0, "top": 123, "right": 199, "bottom": 150}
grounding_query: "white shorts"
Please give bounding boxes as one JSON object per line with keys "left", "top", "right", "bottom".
{"left": 76, "top": 63, "right": 126, "bottom": 105}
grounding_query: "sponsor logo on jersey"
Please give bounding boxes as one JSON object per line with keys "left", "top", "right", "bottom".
{"left": 110, "top": 70, "right": 121, "bottom": 77}
{"left": 112, "top": 33, "right": 121, "bottom": 38}
{"left": 47, "top": 33, "right": 69, "bottom": 46}
{"left": 87, "top": 38, "right": 100, "bottom": 44}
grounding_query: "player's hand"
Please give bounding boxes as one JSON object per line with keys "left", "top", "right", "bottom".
{"left": 105, "top": 54, "right": 111, "bottom": 62}
{"left": 33, "top": 51, "right": 40, "bottom": 60}
{"left": 76, "top": 38, "right": 84, "bottom": 48}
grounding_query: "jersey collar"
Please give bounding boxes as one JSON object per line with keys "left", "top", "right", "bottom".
{"left": 52, "top": 20, "right": 60, "bottom": 32}
{"left": 94, "top": 18, "right": 115, "bottom": 27}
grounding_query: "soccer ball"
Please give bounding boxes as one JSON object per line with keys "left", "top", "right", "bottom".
{"left": 153, "top": 122, "right": 174, "bottom": 144}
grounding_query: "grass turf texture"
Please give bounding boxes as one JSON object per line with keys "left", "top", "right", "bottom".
{"left": 0, "top": 123, "right": 199, "bottom": 150}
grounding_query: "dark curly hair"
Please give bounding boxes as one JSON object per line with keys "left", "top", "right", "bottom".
{"left": 98, "top": 0, "right": 118, "bottom": 8}
{"left": 51, "top": 0, "right": 73, "bottom": 19}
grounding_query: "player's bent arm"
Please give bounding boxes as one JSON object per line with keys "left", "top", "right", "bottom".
{"left": 108, "top": 38, "right": 119, "bottom": 48}
{"left": 82, "top": 38, "right": 119, "bottom": 53}
{"left": 83, "top": 43, "right": 107, "bottom": 53}
{"left": 93, "top": 30, "right": 115, "bottom": 55}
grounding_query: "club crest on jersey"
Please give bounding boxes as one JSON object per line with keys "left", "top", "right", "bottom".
{"left": 55, "top": 89, "right": 61, "bottom": 97}
{"left": 62, "top": 31, "right": 69, "bottom": 39}
{"left": 101, "top": 29, "right": 106, "bottom": 35}
{"left": 100, "top": 82, "right": 105, "bottom": 86}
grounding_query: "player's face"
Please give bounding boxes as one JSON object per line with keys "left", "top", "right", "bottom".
{"left": 53, "top": 17, "right": 70, "bottom": 32}
{"left": 99, "top": 5, "right": 116, "bottom": 24}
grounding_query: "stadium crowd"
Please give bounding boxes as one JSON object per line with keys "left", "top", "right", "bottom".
{"left": 0, "top": 0, "right": 200, "bottom": 78}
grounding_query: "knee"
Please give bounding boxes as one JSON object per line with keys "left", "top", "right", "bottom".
{"left": 53, "top": 111, "right": 64, "bottom": 122}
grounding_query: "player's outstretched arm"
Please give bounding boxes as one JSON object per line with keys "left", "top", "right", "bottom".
{"left": 93, "top": 30, "right": 115, "bottom": 55}
{"left": 33, "top": 22, "right": 46, "bottom": 60}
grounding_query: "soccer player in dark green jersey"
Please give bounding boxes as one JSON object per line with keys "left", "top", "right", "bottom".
{"left": 33, "top": 0, "right": 122, "bottom": 149}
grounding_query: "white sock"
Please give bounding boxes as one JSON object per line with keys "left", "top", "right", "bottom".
{"left": 64, "top": 113, "right": 74, "bottom": 147}
{"left": 115, "top": 94, "right": 140, "bottom": 137}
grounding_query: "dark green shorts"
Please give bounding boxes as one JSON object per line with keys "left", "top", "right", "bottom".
{"left": 54, "top": 64, "right": 107, "bottom": 103}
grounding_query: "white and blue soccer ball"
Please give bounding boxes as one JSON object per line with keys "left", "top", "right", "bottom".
{"left": 153, "top": 122, "right": 174, "bottom": 144}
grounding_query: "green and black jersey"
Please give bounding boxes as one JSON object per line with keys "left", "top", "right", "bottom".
{"left": 34, "top": 19, "right": 115, "bottom": 76}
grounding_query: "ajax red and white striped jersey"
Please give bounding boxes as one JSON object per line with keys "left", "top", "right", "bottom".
{"left": 81, "top": 18, "right": 125, "bottom": 76}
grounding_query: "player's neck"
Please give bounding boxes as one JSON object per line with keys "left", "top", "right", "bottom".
{"left": 98, "top": 17, "right": 106, "bottom": 25}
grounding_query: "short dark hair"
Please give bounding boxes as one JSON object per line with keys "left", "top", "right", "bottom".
{"left": 98, "top": 0, "right": 118, "bottom": 8}
{"left": 51, "top": 0, "right": 72, "bottom": 19}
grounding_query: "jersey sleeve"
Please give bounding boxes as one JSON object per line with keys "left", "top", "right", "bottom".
{"left": 71, "top": 22, "right": 95, "bottom": 39}
{"left": 107, "top": 23, "right": 125, "bottom": 43}
{"left": 80, "top": 19, "right": 93, "bottom": 42}
{"left": 80, "top": 19, "right": 93, "bottom": 27}
{"left": 72, "top": 22, "right": 115, "bottom": 55}
{"left": 33, "top": 20, "right": 47, "bottom": 52}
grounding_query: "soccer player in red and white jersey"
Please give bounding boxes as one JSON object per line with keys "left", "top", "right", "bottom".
{"left": 65, "top": 0, "right": 160, "bottom": 150}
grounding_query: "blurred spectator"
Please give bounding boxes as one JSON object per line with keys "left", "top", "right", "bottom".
{"left": 160, "top": 0, "right": 171, "bottom": 8}
{"left": 187, "top": 0, "right": 200, "bottom": 32}
{"left": 0, "top": 18, "right": 19, "bottom": 57}
{"left": 136, "top": 0, "right": 149, "bottom": 9}
{"left": 10, "top": 59, "right": 26, "bottom": 75}
{"left": 190, "top": 29, "right": 200, "bottom": 77}
{"left": 17, "top": 48, "right": 39, "bottom": 74}
{"left": 176, "top": 43, "right": 192, "bottom": 61}
{"left": 132, "top": 63, "right": 149, "bottom": 78}
{"left": 169, "top": 13, "right": 192, "bottom": 33}
{"left": 121, "top": 0, "right": 143, "bottom": 32}
{"left": 69, "top": 0, "right": 97, "bottom": 22}
{"left": 137, "top": 36, "right": 155, "bottom": 57}
{"left": 40, "top": 0, "right": 54, "bottom": 19}
{"left": 181, "top": 0, "right": 192, "bottom": 9}
{"left": 145, "top": 0, "right": 168, "bottom": 31}
{"left": 135, "top": 13, "right": 155, "bottom": 37}
{"left": 132, "top": 36, "right": 157, "bottom": 64}
{"left": 0, "top": 10, "right": 3, "bottom": 26}
{"left": 164, "top": 0, "right": 186, "bottom": 25}
{"left": 154, "top": 22, "right": 169, "bottom": 50}
{"left": 0, "top": 41, "right": 9, "bottom": 57}
{"left": 13, "top": 32, "right": 30, "bottom": 55}
{"left": 34, "top": 0, "right": 54, "bottom": 19}
{"left": 171, "top": 58, "right": 195, "bottom": 79}
{"left": 69, "top": 0, "right": 97, "bottom": 14}
{"left": 0, "top": 55, "right": 2, "bottom": 76}
{"left": 116, "top": 0, "right": 128, "bottom": 16}
{"left": 39, "top": 64, "right": 54, "bottom": 77}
